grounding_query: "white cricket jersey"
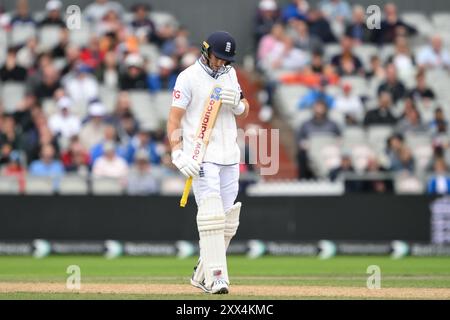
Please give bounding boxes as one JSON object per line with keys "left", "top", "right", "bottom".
{"left": 171, "top": 60, "right": 242, "bottom": 165}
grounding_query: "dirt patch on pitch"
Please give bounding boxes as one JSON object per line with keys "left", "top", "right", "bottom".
{"left": 1, "top": 283, "right": 450, "bottom": 299}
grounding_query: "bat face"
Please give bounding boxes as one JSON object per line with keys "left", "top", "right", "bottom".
{"left": 192, "top": 86, "right": 222, "bottom": 163}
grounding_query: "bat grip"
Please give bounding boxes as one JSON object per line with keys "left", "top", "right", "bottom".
{"left": 180, "top": 177, "right": 193, "bottom": 207}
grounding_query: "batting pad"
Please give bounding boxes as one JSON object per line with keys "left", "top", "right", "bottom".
{"left": 197, "top": 195, "right": 228, "bottom": 287}
{"left": 193, "top": 202, "right": 241, "bottom": 285}
{"left": 224, "top": 202, "right": 241, "bottom": 249}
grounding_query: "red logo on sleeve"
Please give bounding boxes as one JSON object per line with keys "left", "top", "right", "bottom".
{"left": 173, "top": 90, "right": 181, "bottom": 99}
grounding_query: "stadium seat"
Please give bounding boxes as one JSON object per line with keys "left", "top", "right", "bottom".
{"left": 10, "top": 25, "right": 36, "bottom": 46}
{"left": 401, "top": 12, "right": 434, "bottom": 37}
{"left": 0, "top": 82, "right": 26, "bottom": 113}
{"left": 0, "top": 29, "right": 7, "bottom": 66}
{"left": 308, "top": 134, "right": 341, "bottom": 177}
{"left": 340, "top": 76, "right": 369, "bottom": 98}
{"left": 38, "top": 26, "right": 62, "bottom": 51}
{"left": 275, "top": 84, "right": 308, "bottom": 119}
{"left": 431, "top": 12, "right": 450, "bottom": 30}
{"left": 394, "top": 173, "right": 424, "bottom": 194}
{"left": 24, "top": 176, "right": 54, "bottom": 195}
{"left": 246, "top": 180, "right": 344, "bottom": 196}
{"left": 160, "top": 176, "right": 185, "bottom": 195}
{"left": 153, "top": 91, "right": 173, "bottom": 122}
{"left": 379, "top": 45, "right": 395, "bottom": 64}
{"left": 149, "top": 11, "right": 179, "bottom": 30}
{"left": 140, "top": 43, "right": 160, "bottom": 73}
{"left": 59, "top": 175, "right": 89, "bottom": 195}
{"left": 405, "top": 132, "right": 433, "bottom": 173}
{"left": 350, "top": 144, "right": 376, "bottom": 173}
{"left": 367, "top": 125, "right": 394, "bottom": 155}
{"left": 353, "top": 44, "right": 379, "bottom": 70}
{"left": 69, "top": 25, "right": 91, "bottom": 47}
{"left": 0, "top": 176, "right": 20, "bottom": 195}
{"left": 342, "top": 127, "right": 366, "bottom": 150}
{"left": 91, "top": 177, "right": 124, "bottom": 195}
{"left": 324, "top": 44, "right": 341, "bottom": 62}
{"left": 291, "top": 109, "right": 312, "bottom": 129}
{"left": 129, "top": 90, "right": 159, "bottom": 131}
{"left": 99, "top": 85, "right": 118, "bottom": 113}
{"left": 328, "top": 109, "right": 345, "bottom": 128}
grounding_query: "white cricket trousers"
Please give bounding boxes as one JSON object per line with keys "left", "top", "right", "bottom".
{"left": 192, "top": 162, "right": 239, "bottom": 212}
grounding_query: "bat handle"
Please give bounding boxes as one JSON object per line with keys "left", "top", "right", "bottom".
{"left": 180, "top": 177, "right": 193, "bottom": 207}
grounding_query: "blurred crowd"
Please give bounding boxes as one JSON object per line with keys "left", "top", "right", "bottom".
{"left": 1, "top": 0, "right": 450, "bottom": 195}
{"left": 0, "top": 0, "right": 206, "bottom": 195}
{"left": 254, "top": 0, "right": 450, "bottom": 194}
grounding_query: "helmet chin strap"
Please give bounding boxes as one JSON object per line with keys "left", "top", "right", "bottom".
{"left": 199, "top": 56, "right": 231, "bottom": 79}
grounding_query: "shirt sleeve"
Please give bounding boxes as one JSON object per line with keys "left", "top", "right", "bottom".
{"left": 171, "top": 71, "right": 191, "bottom": 109}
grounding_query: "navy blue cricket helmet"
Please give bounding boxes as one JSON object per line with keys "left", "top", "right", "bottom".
{"left": 201, "top": 31, "right": 236, "bottom": 63}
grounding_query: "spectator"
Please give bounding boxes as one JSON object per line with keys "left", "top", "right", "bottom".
{"left": 84, "top": 0, "right": 124, "bottom": 26}
{"left": 257, "top": 23, "right": 285, "bottom": 62}
{"left": 1, "top": 151, "right": 26, "bottom": 192}
{"left": 95, "top": 50, "right": 119, "bottom": 88}
{"left": 0, "top": 115, "right": 22, "bottom": 151}
{"left": 372, "top": 3, "right": 417, "bottom": 45}
{"left": 119, "top": 54, "right": 148, "bottom": 90}
{"left": 362, "top": 156, "right": 393, "bottom": 193}
{"left": 39, "top": 0, "right": 65, "bottom": 28}
{"left": 61, "top": 136, "right": 90, "bottom": 175}
{"left": 345, "top": 5, "right": 373, "bottom": 43}
{"left": 60, "top": 44, "right": 81, "bottom": 77}
{"left": 89, "top": 124, "right": 126, "bottom": 164}
{"left": 80, "top": 36, "right": 104, "bottom": 70}
{"left": 386, "top": 134, "right": 415, "bottom": 173}
{"left": 63, "top": 63, "right": 99, "bottom": 106}
{"left": 427, "top": 157, "right": 450, "bottom": 195}
{"left": 148, "top": 56, "right": 178, "bottom": 92}
{"left": 79, "top": 102, "right": 109, "bottom": 150}
{"left": 124, "top": 129, "right": 162, "bottom": 165}
{"left": 387, "top": 36, "right": 416, "bottom": 84}
{"left": 288, "top": 19, "right": 323, "bottom": 52}
{"left": 365, "top": 55, "right": 386, "bottom": 80}
{"left": 48, "top": 96, "right": 82, "bottom": 141}
{"left": 429, "top": 107, "right": 448, "bottom": 135}
{"left": 333, "top": 82, "right": 364, "bottom": 125}
{"left": 130, "top": 3, "right": 160, "bottom": 44}
{"left": 396, "top": 106, "right": 428, "bottom": 134}
{"left": 0, "top": 143, "right": 13, "bottom": 167}
{"left": 10, "top": 0, "right": 35, "bottom": 28}
{"left": 331, "top": 35, "right": 364, "bottom": 76}
{"left": 0, "top": 48, "right": 27, "bottom": 82}
{"left": 260, "top": 29, "right": 309, "bottom": 73}
{"left": 107, "top": 91, "right": 139, "bottom": 139}
{"left": 298, "top": 77, "right": 334, "bottom": 109}
{"left": 29, "top": 143, "right": 65, "bottom": 178}
{"left": 320, "top": 0, "right": 352, "bottom": 37}
{"left": 416, "top": 35, "right": 450, "bottom": 69}
{"left": 32, "top": 64, "right": 61, "bottom": 102}
{"left": 307, "top": 8, "right": 336, "bottom": 43}
{"left": 92, "top": 140, "right": 128, "bottom": 179}
{"left": 16, "top": 36, "right": 38, "bottom": 70}
{"left": 51, "top": 29, "right": 70, "bottom": 59}
{"left": 296, "top": 100, "right": 341, "bottom": 178}
{"left": 377, "top": 64, "right": 406, "bottom": 104}
{"left": 364, "top": 91, "right": 397, "bottom": 126}
{"left": 254, "top": 0, "right": 280, "bottom": 46}
{"left": 127, "top": 149, "right": 160, "bottom": 195}
{"left": 282, "top": 0, "right": 309, "bottom": 23}
{"left": 409, "top": 70, "right": 435, "bottom": 103}
{"left": 320, "top": 0, "right": 351, "bottom": 22}
{"left": 329, "top": 153, "right": 362, "bottom": 192}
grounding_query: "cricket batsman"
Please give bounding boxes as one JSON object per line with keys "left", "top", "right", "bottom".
{"left": 167, "top": 31, "right": 250, "bottom": 294}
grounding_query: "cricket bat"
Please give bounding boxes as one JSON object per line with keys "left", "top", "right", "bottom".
{"left": 180, "top": 86, "right": 223, "bottom": 207}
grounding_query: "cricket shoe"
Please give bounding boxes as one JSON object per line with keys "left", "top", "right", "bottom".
{"left": 211, "top": 279, "right": 229, "bottom": 294}
{"left": 190, "top": 260, "right": 210, "bottom": 293}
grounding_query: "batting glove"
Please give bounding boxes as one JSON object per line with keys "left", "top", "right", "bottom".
{"left": 171, "top": 149, "right": 200, "bottom": 178}
{"left": 220, "top": 88, "right": 245, "bottom": 115}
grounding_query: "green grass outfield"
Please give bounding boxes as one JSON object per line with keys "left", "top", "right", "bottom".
{"left": 1, "top": 256, "right": 450, "bottom": 299}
